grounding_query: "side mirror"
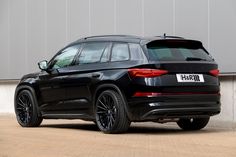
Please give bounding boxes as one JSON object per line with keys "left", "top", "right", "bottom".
{"left": 38, "top": 60, "right": 48, "bottom": 71}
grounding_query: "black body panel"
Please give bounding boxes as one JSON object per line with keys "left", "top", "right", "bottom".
{"left": 15, "top": 35, "right": 221, "bottom": 122}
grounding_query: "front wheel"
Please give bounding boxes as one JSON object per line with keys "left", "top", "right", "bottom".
{"left": 177, "top": 117, "right": 210, "bottom": 130}
{"left": 15, "top": 90, "right": 43, "bottom": 127}
{"left": 95, "top": 90, "right": 130, "bottom": 134}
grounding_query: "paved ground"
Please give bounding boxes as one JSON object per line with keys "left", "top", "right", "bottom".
{"left": 1, "top": 115, "right": 236, "bottom": 157}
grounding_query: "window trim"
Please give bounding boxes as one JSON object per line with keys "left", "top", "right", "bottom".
{"left": 99, "top": 42, "right": 112, "bottom": 63}
{"left": 71, "top": 43, "right": 85, "bottom": 65}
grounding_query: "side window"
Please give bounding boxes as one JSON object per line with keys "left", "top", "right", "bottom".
{"left": 129, "top": 43, "right": 146, "bottom": 60}
{"left": 76, "top": 42, "right": 108, "bottom": 64}
{"left": 111, "top": 43, "right": 129, "bottom": 62}
{"left": 50, "top": 46, "right": 79, "bottom": 70}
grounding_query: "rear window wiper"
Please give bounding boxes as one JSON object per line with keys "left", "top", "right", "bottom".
{"left": 185, "top": 57, "right": 207, "bottom": 61}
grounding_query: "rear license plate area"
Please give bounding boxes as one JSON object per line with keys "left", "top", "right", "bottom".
{"left": 176, "top": 74, "right": 204, "bottom": 82}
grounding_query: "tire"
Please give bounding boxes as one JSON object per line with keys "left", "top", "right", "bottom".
{"left": 95, "top": 90, "right": 130, "bottom": 134}
{"left": 15, "top": 89, "right": 43, "bottom": 127}
{"left": 177, "top": 117, "right": 210, "bottom": 130}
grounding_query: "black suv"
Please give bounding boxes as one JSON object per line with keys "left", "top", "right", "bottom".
{"left": 14, "top": 35, "right": 220, "bottom": 133}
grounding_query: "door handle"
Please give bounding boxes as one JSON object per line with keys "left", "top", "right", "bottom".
{"left": 92, "top": 73, "right": 100, "bottom": 78}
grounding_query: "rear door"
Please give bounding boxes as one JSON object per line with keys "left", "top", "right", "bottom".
{"left": 62, "top": 42, "right": 111, "bottom": 115}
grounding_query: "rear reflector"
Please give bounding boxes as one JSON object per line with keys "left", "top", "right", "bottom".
{"left": 128, "top": 68, "right": 168, "bottom": 78}
{"left": 209, "top": 69, "right": 219, "bottom": 77}
{"left": 133, "top": 92, "right": 160, "bottom": 97}
{"left": 133, "top": 92, "right": 220, "bottom": 97}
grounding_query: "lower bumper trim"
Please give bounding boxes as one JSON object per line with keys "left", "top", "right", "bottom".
{"left": 141, "top": 107, "right": 220, "bottom": 120}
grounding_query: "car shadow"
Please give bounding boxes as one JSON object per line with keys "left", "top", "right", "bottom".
{"left": 40, "top": 123, "right": 100, "bottom": 131}
{"left": 40, "top": 121, "right": 229, "bottom": 135}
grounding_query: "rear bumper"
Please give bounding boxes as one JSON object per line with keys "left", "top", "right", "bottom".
{"left": 127, "top": 93, "right": 221, "bottom": 121}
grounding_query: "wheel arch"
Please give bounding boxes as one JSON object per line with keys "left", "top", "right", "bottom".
{"left": 15, "top": 84, "right": 41, "bottom": 116}
{"left": 93, "top": 83, "right": 132, "bottom": 120}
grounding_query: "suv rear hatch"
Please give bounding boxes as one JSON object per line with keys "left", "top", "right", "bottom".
{"left": 129, "top": 39, "right": 220, "bottom": 95}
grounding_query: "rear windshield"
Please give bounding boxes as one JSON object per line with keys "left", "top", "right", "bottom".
{"left": 146, "top": 40, "right": 213, "bottom": 62}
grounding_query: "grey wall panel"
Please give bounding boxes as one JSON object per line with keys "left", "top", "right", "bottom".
{"left": 0, "top": 0, "right": 10, "bottom": 79}
{"left": 175, "top": 0, "right": 208, "bottom": 49}
{"left": 46, "top": 0, "right": 67, "bottom": 60}
{"left": 143, "top": 0, "right": 174, "bottom": 36}
{"left": 116, "top": 0, "right": 142, "bottom": 35}
{"left": 9, "top": 0, "right": 27, "bottom": 79}
{"left": 68, "top": 0, "right": 89, "bottom": 42}
{"left": 1, "top": 0, "right": 236, "bottom": 79}
{"left": 27, "top": 0, "right": 46, "bottom": 72}
{"left": 210, "top": 0, "right": 236, "bottom": 73}
{"left": 90, "top": 0, "right": 115, "bottom": 35}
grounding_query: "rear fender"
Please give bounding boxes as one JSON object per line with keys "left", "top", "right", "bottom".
{"left": 93, "top": 83, "right": 133, "bottom": 120}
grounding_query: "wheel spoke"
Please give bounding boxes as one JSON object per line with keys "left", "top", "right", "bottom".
{"left": 17, "top": 102, "right": 25, "bottom": 108}
{"left": 18, "top": 97, "right": 26, "bottom": 107}
{"left": 98, "top": 99, "right": 108, "bottom": 109}
{"left": 110, "top": 114, "right": 115, "bottom": 123}
{"left": 107, "top": 96, "right": 113, "bottom": 109}
{"left": 97, "top": 104, "right": 107, "bottom": 111}
{"left": 106, "top": 96, "right": 110, "bottom": 108}
{"left": 102, "top": 96, "right": 108, "bottom": 107}
{"left": 26, "top": 111, "right": 30, "bottom": 123}
{"left": 21, "top": 95, "right": 27, "bottom": 104}
{"left": 16, "top": 107, "right": 24, "bottom": 110}
{"left": 110, "top": 116, "right": 114, "bottom": 127}
{"left": 111, "top": 106, "right": 116, "bottom": 112}
{"left": 107, "top": 116, "right": 111, "bottom": 129}
{"left": 97, "top": 110, "right": 107, "bottom": 114}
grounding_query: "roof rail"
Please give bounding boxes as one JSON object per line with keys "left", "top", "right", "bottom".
{"left": 83, "top": 35, "right": 140, "bottom": 40}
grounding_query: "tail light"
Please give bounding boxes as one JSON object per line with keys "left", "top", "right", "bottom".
{"left": 128, "top": 68, "right": 168, "bottom": 78}
{"left": 209, "top": 69, "right": 219, "bottom": 77}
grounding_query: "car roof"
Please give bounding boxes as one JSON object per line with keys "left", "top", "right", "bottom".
{"left": 75, "top": 35, "right": 142, "bottom": 43}
{"left": 69, "top": 34, "right": 199, "bottom": 46}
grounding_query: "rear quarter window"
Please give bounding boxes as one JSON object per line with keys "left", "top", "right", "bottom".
{"left": 129, "top": 43, "right": 147, "bottom": 61}
{"left": 111, "top": 43, "right": 130, "bottom": 62}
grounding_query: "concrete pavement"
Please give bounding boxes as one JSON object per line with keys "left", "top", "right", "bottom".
{"left": 1, "top": 115, "right": 236, "bottom": 157}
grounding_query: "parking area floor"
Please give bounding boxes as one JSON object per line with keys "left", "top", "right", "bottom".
{"left": 1, "top": 115, "right": 236, "bottom": 157}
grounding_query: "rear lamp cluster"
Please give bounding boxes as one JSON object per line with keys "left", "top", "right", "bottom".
{"left": 128, "top": 68, "right": 168, "bottom": 78}
{"left": 128, "top": 68, "right": 219, "bottom": 78}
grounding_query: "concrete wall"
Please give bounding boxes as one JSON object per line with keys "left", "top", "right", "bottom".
{"left": 0, "top": 81, "right": 16, "bottom": 113}
{"left": 216, "top": 77, "right": 236, "bottom": 122}
{"left": 0, "top": 77, "right": 236, "bottom": 124}
{"left": 1, "top": 0, "right": 236, "bottom": 79}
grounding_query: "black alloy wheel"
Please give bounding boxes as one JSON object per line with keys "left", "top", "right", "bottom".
{"left": 15, "top": 90, "right": 42, "bottom": 127}
{"left": 95, "top": 90, "right": 130, "bottom": 134}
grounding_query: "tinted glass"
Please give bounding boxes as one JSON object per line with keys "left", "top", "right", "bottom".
{"left": 50, "top": 46, "right": 79, "bottom": 69}
{"left": 147, "top": 40, "right": 213, "bottom": 61}
{"left": 129, "top": 43, "right": 146, "bottom": 60}
{"left": 100, "top": 45, "right": 110, "bottom": 63}
{"left": 111, "top": 43, "right": 129, "bottom": 62}
{"left": 77, "top": 42, "right": 108, "bottom": 64}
